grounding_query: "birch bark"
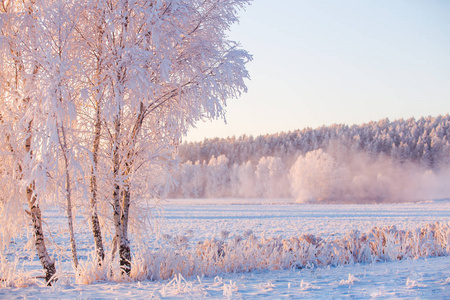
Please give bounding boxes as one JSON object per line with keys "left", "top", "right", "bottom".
{"left": 57, "top": 124, "right": 78, "bottom": 269}
{"left": 89, "top": 107, "right": 105, "bottom": 264}
{"left": 25, "top": 127, "right": 57, "bottom": 285}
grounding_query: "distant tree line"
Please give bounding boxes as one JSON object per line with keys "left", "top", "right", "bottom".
{"left": 171, "top": 115, "right": 450, "bottom": 200}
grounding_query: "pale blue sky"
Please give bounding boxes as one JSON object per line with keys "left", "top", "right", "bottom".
{"left": 185, "top": 0, "right": 450, "bottom": 142}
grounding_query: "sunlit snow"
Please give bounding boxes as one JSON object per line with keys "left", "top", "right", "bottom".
{"left": 2, "top": 199, "right": 450, "bottom": 298}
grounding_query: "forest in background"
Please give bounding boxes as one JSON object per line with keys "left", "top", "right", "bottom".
{"left": 170, "top": 115, "right": 450, "bottom": 202}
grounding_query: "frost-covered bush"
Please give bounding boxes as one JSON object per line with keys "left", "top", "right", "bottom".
{"left": 0, "top": 256, "right": 38, "bottom": 288}
{"left": 76, "top": 222, "right": 450, "bottom": 283}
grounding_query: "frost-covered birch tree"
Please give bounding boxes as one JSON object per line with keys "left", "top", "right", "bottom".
{"left": 28, "top": 0, "right": 86, "bottom": 270}
{"left": 0, "top": 0, "right": 59, "bottom": 284}
{"left": 72, "top": 0, "right": 252, "bottom": 275}
{"left": 1, "top": 0, "right": 251, "bottom": 278}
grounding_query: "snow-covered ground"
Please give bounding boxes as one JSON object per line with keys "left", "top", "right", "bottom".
{"left": 2, "top": 199, "right": 450, "bottom": 299}
{"left": 160, "top": 198, "right": 450, "bottom": 241}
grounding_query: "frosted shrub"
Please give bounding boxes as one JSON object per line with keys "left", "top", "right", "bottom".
{"left": 0, "top": 256, "right": 37, "bottom": 288}
{"left": 75, "top": 222, "right": 450, "bottom": 283}
{"left": 75, "top": 253, "right": 110, "bottom": 285}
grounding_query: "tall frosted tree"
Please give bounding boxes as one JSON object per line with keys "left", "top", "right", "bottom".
{"left": 0, "top": 0, "right": 59, "bottom": 284}
{"left": 27, "top": 0, "right": 84, "bottom": 270}
{"left": 77, "top": 0, "right": 251, "bottom": 274}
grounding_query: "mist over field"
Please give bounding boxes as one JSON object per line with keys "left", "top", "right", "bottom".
{"left": 289, "top": 148, "right": 450, "bottom": 203}
{"left": 171, "top": 115, "right": 450, "bottom": 203}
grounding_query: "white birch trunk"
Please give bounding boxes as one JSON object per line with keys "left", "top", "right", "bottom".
{"left": 25, "top": 130, "right": 57, "bottom": 285}
{"left": 65, "top": 163, "right": 78, "bottom": 269}
{"left": 27, "top": 187, "right": 57, "bottom": 285}
{"left": 87, "top": 15, "right": 107, "bottom": 264}
{"left": 58, "top": 124, "right": 78, "bottom": 269}
{"left": 120, "top": 175, "right": 131, "bottom": 275}
{"left": 111, "top": 116, "right": 130, "bottom": 274}
{"left": 90, "top": 107, "right": 105, "bottom": 264}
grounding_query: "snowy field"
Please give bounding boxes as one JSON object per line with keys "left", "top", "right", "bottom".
{"left": 2, "top": 199, "right": 450, "bottom": 299}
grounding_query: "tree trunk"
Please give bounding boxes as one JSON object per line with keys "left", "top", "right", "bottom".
{"left": 110, "top": 187, "right": 131, "bottom": 276}
{"left": 112, "top": 178, "right": 123, "bottom": 270}
{"left": 120, "top": 182, "right": 131, "bottom": 276}
{"left": 89, "top": 19, "right": 106, "bottom": 263}
{"left": 115, "top": 102, "right": 144, "bottom": 276}
{"left": 58, "top": 125, "right": 78, "bottom": 269}
{"left": 90, "top": 108, "right": 105, "bottom": 264}
{"left": 65, "top": 161, "right": 78, "bottom": 269}
{"left": 111, "top": 117, "right": 132, "bottom": 275}
{"left": 27, "top": 184, "right": 57, "bottom": 285}
{"left": 26, "top": 127, "right": 57, "bottom": 285}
